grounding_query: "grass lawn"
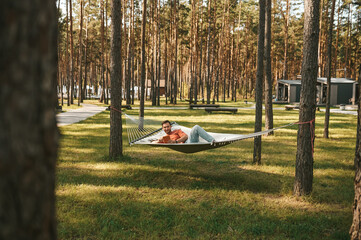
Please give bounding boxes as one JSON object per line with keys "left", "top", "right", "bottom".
{"left": 57, "top": 104, "right": 355, "bottom": 239}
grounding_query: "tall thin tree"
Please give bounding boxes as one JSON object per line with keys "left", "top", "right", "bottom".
{"left": 66, "top": 0, "right": 70, "bottom": 106}
{"left": 157, "top": 0, "right": 161, "bottom": 106}
{"left": 70, "top": 0, "right": 75, "bottom": 104}
{"left": 294, "top": 0, "right": 320, "bottom": 196}
{"left": 100, "top": 0, "right": 106, "bottom": 103}
{"left": 323, "top": 0, "right": 336, "bottom": 138}
{"left": 253, "top": 0, "right": 266, "bottom": 164}
{"left": 109, "top": 0, "right": 123, "bottom": 158}
{"left": 78, "top": 0, "right": 84, "bottom": 106}
{"left": 173, "top": 0, "right": 178, "bottom": 104}
{"left": 264, "top": 0, "right": 273, "bottom": 135}
{"left": 283, "top": 0, "right": 289, "bottom": 80}
{"left": 206, "top": 0, "right": 212, "bottom": 104}
{"left": 126, "top": 0, "right": 133, "bottom": 105}
{"left": 139, "top": 0, "right": 147, "bottom": 128}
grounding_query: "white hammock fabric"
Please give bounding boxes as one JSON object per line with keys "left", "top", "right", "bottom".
{"left": 125, "top": 114, "right": 296, "bottom": 153}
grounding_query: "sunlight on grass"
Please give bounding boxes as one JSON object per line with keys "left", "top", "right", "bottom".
{"left": 57, "top": 104, "right": 356, "bottom": 239}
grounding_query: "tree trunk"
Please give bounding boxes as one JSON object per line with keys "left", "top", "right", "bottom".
{"left": 264, "top": 0, "right": 273, "bottom": 136}
{"left": 345, "top": 4, "right": 351, "bottom": 78}
{"left": 164, "top": 36, "right": 168, "bottom": 105}
{"left": 0, "top": 0, "right": 59, "bottom": 238}
{"left": 131, "top": 1, "right": 135, "bottom": 105}
{"left": 78, "top": 0, "right": 83, "bottom": 106}
{"left": 283, "top": 0, "right": 289, "bottom": 80}
{"left": 139, "top": 0, "right": 147, "bottom": 127}
{"left": 350, "top": 64, "right": 361, "bottom": 239}
{"left": 83, "top": 18, "right": 89, "bottom": 100}
{"left": 334, "top": 2, "right": 340, "bottom": 77}
{"left": 244, "top": 16, "right": 250, "bottom": 101}
{"left": 206, "top": 0, "right": 212, "bottom": 104}
{"left": 57, "top": 0, "right": 61, "bottom": 107}
{"left": 294, "top": 0, "right": 320, "bottom": 196}
{"left": 109, "top": 0, "right": 123, "bottom": 159}
{"left": 152, "top": 0, "right": 157, "bottom": 106}
{"left": 196, "top": 2, "right": 203, "bottom": 104}
{"left": 70, "top": 0, "right": 75, "bottom": 104}
{"left": 126, "top": 0, "right": 133, "bottom": 105}
{"left": 157, "top": 0, "right": 161, "bottom": 106}
{"left": 189, "top": 1, "right": 195, "bottom": 104}
{"left": 253, "top": 0, "right": 265, "bottom": 164}
{"left": 173, "top": 0, "right": 178, "bottom": 104}
{"left": 104, "top": 0, "right": 109, "bottom": 105}
{"left": 323, "top": 0, "right": 336, "bottom": 138}
{"left": 66, "top": 0, "right": 70, "bottom": 106}
{"left": 100, "top": 0, "right": 105, "bottom": 103}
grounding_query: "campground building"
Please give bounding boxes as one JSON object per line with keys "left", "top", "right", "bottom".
{"left": 276, "top": 77, "right": 356, "bottom": 105}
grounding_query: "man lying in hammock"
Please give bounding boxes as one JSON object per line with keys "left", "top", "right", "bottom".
{"left": 154, "top": 120, "right": 215, "bottom": 144}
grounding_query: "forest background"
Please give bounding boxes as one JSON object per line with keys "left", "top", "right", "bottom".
{"left": 57, "top": 0, "right": 361, "bottom": 106}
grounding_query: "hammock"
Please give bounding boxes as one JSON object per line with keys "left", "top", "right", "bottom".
{"left": 124, "top": 114, "right": 297, "bottom": 153}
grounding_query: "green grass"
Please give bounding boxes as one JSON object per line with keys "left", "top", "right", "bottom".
{"left": 57, "top": 104, "right": 355, "bottom": 239}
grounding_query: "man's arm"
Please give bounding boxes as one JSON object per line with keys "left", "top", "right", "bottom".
{"left": 168, "top": 132, "right": 188, "bottom": 143}
{"left": 176, "top": 134, "right": 188, "bottom": 143}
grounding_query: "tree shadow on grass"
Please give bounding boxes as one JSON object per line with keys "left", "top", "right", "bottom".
{"left": 57, "top": 187, "right": 350, "bottom": 240}
{"left": 57, "top": 158, "right": 292, "bottom": 195}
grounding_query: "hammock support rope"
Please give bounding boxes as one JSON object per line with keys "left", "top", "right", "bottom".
{"left": 123, "top": 113, "right": 313, "bottom": 154}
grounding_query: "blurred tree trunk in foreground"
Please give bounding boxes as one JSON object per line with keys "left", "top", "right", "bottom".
{"left": 0, "top": 0, "right": 59, "bottom": 239}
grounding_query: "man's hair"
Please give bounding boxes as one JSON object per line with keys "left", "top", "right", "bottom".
{"left": 162, "top": 120, "right": 171, "bottom": 126}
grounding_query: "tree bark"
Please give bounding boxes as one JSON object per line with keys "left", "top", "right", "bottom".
{"left": 283, "top": 0, "right": 289, "bottom": 80}
{"left": 294, "top": 0, "right": 320, "bottom": 196}
{"left": 139, "top": 0, "right": 147, "bottom": 128}
{"left": 126, "top": 0, "right": 133, "bottom": 105}
{"left": 100, "top": 0, "right": 106, "bottom": 103}
{"left": 70, "top": 0, "right": 75, "bottom": 104}
{"left": 264, "top": 0, "right": 273, "bottom": 136}
{"left": 152, "top": 0, "right": 157, "bottom": 106}
{"left": 164, "top": 35, "right": 168, "bottom": 105}
{"left": 323, "top": 0, "right": 336, "bottom": 138}
{"left": 173, "top": 0, "right": 178, "bottom": 104}
{"left": 333, "top": 2, "right": 340, "bottom": 77}
{"left": 78, "top": 0, "right": 83, "bottom": 106}
{"left": 350, "top": 64, "right": 361, "bottom": 240}
{"left": 206, "top": 0, "right": 212, "bottom": 104}
{"left": 253, "top": 0, "right": 266, "bottom": 164}
{"left": 83, "top": 17, "right": 89, "bottom": 100}
{"left": 66, "top": 0, "right": 70, "bottom": 106}
{"left": 109, "top": 0, "right": 123, "bottom": 158}
{"left": 317, "top": 0, "right": 324, "bottom": 77}
{"left": 157, "top": 0, "right": 161, "bottom": 106}
{"left": 0, "top": 0, "right": 59, "bottom": 238}
{"left": 104, "top": 0, "right": 109, "bottom": 105}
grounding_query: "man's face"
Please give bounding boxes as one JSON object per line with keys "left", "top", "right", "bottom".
{"left": 162, "top": 122, "right": 172, "bottom": 134}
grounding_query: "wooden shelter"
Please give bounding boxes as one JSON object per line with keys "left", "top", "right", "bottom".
{"left": 276, "top": 80, "right": 301, "bottom": 103}
{"left": 276, "top": 78, "right": 356, "bottom": 105}
{"left": 316, "top": 78, "right": 356, "bottom": 105}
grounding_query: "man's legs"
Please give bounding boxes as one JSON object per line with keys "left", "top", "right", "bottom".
{"left": 189, "top": 125, "right": 215, "bottom": 143}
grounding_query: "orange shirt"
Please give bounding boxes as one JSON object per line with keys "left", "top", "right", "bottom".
{"left": 159, "top": 129, "right": 187, "bottom": 143}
